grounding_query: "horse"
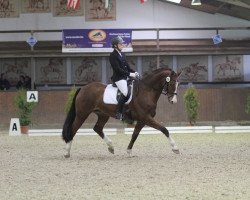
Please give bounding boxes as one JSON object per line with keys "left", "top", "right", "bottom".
{"left": 182, "top": 62, "right": 207, "bottom": 81}
{"left": 0, "top": 0, "right": 9, "bottom": 11}
{"left": 29, "top": 0, "right": 45, "bottom": 9}
{"left": 216, "top": 56, "right": 241, "bottom": 76}
{"left": 40, "top": 58, "right": 63, "bottom": 80}
{"left": 62, "top": 68, "right": 182, "bottom": 158}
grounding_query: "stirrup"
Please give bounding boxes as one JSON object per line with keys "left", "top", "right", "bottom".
{"left": 115, "top": 113, "right": 123, "bottom": 121}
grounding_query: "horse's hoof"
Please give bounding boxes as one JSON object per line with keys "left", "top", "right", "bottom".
{"left": 127, "top": 149, "right": 132, "bottom": 157}
{"left": 108, "top": 147, "right": 114, "bottom": 154}
{"left": 172, "top": 149, "right": 180, "bottom": 154}
{"left": 64, "top": 154, "right": 70, "bottom": 158}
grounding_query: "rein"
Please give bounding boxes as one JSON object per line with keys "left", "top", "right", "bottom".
{"left": 134, "top": 79, "right": 140, "bottom": 97}
{"left": 161, "top": 80, "right": 177, "bottom": 96}
{"left": 162, "top": 81, "right": 168, "bottom": 95}
{"left": 128, "top": 77, "right": 140, "bottom": 98}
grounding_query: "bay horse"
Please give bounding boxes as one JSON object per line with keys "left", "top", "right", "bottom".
{"left": 62, "top": 68, "right": 181, "bottom": 157}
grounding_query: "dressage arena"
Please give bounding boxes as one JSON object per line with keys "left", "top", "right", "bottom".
{"left": 1, "top": 131, "right": 249, "bottom": 200}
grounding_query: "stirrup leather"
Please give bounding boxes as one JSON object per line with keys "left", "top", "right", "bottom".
{"left": 115, "top": 112, "right": 123, "bottom": 120}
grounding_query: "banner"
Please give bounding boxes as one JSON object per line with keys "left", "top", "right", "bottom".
{"left": 62, "top": 29, "right": 133, "bottom": 53}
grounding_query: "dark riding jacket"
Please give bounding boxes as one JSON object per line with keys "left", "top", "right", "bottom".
{"left": 109, "top": 49, "right": 135, "bottom": 82}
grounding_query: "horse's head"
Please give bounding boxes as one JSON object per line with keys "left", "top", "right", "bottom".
{"left": 162, "top": 70, "right": 182, "bottom": 104}
{"left": 142, "top": 68, "right": 182, "bottom": 104}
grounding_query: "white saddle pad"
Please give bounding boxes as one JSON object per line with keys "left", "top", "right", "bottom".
{"left": 103, "top": 84, "right": 133, "bottom": 105}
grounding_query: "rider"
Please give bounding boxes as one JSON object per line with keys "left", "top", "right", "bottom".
{"left": 109, "top": 36, "right": 139, "bottom": 120}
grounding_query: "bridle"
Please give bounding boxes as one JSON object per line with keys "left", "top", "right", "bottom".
{"left": 162, "top": 76, "right": 178, "bottom": 98}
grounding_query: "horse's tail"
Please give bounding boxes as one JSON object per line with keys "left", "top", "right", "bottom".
{"left": 62, "top": 88, "right": 81, "bottom": 143}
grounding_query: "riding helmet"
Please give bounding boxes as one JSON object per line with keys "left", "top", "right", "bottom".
{"left": 111, "top": 36, "right": 124, "bottom": 48}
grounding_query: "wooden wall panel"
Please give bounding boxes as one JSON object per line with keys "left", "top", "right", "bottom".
{"left": 1, "top": 88, "right": 250, "bottom": 128}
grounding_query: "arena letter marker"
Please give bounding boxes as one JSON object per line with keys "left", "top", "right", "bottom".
{"left": 9, "top": 118, "right": 21, "bottom": 136}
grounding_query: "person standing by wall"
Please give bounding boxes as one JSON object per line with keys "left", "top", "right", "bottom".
{"left": 0, "top": 73, "right": 11, "bottom": 90}
{"left": 16, "top": 75, "right": 26, "bottom": 89}
{"left": 24, "top": 75, "right": 31, "bottom": 90}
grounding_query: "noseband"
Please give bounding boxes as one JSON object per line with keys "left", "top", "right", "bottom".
{"left": 162, "top": 79, "right": 178, "bottom": 97}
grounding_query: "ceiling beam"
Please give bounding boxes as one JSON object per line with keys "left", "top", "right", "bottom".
{"left": 216, "top": 0, "right": 250, "bottom": 9}
{"left": 179, "top": 0, "right": 217, "bottom": 14}
{"left": 168, "top": 0, "right": 250, "bottom": 21}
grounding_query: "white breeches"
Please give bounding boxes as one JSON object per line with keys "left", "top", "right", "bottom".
{"left": 115, "top": 79, "right": 128, "bottom": 97}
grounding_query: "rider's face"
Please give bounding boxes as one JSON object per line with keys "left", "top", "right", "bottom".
{"left": 117, "top": 43, "right": 124, "bottom": 51}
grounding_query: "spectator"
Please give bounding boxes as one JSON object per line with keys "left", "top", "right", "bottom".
{"left": 16, "top": 75, "right": 26, "bottom": 89}
{"left": 0, "top": 73, "right": 11, "bottom": 90}
{"left": 24, "top": 75, "right": 31, "bottom": 90}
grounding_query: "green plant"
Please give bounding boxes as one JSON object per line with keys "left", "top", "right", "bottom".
{"left": 245, "top": 94, "right": 250, "bottom": 114}
{"left": 65, "top": 86, "right": 77, "bottom": 113}
{"left": 183, "top": 86, "right": 199, "bottom": 125}
{"left": 15, "top": 88, "right": 37, "bottom": 126}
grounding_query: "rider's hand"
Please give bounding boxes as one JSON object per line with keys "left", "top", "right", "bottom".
{"left": 130, "top": 72, "right": 140, "bottom": 79}
{"left": 135, "top": 72, "right": 139, "bottom": 77}
{"left": 129, "top": 73, "right": 136, "bottom": 78}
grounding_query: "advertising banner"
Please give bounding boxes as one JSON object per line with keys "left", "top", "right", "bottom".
{"left": 62, "top": 29, "right": 133, "bottom": 53}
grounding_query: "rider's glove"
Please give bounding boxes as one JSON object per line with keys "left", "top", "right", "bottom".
{"left": 135, "top": 72, "right": 139, "bottom": 77}
{"left": 130, "top": 72, "right": 140, "bottom": 79}
{"left": 129, "top": 73, "right": 137, "bottom": 78}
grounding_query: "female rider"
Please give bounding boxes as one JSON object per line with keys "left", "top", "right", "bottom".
{"left": 109, "top": 36, "right": 139, "bottom": 120}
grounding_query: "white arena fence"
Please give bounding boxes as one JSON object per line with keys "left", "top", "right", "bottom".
{"left": 28, "top": 128, "right": 117, "bottom": 136}
{"left": 24, "top": 126, "right": 250, "bottom": 136}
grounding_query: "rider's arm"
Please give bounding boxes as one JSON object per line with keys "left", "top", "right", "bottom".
{"left": 109, "top": 54, "right": 130, "bottom": 76}
{"left": 122, "top": 53, "right": 135, "bottom": 73}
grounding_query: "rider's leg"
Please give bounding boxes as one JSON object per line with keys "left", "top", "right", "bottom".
{"left": 116, "top": 94, "right": 127, "bottom": 120}
{"left": 115, "top": 79, "right": 128, "bottom": 120}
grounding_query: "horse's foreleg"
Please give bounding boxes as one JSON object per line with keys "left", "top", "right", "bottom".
{"left": 93, "top": 113, "right": 114, "bottom": 154}
{"left": 145, "top": 117, "right": 180, "bottom": 154}
{"left": 127, "top": 122, "right": 145, "bottom": 156}
{"left": 168, "top": 135, "right": 179, "bottom": 154}
{"left": 104, "top": 136, "right": 114, "bottom": 154}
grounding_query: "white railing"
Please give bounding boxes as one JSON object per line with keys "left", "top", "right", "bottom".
{"left": 0, "top": 27, "right": 249, "bottom": 42}
{"left": 26, "top": 126, "right": 250, "bottom": 136}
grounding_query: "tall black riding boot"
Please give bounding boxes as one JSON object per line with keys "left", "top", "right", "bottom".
{"left": 115, "top": 94, "right": 127, "bottom": 120}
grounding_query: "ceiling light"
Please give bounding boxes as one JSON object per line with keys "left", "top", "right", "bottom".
{"left": 191, "top": 0, "right": 201, "bottom": 5}
{"left": 165, "top": 0, "right": 182, "bottom": 4}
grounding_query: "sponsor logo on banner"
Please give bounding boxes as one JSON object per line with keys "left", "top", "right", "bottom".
{"left": 88, "top": 30, "right": 107, "bottom": 42}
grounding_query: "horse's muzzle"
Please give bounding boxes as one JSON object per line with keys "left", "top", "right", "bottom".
{"left": 169, "top": 94, "right": 177, "bottom": 104}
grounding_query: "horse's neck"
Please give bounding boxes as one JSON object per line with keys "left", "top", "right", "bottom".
{"left": 134, "top": 81, "right": 161, "bottom": 104}
{"left": 139, "top": 70, "right": 169, "bottom": 99}
{"left": 143, "top": 69, "right": 169, "bottom": 89}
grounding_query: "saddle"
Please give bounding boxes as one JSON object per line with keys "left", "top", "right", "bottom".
{"left": 103, "top": 79, "right": 134, "bottom": 105}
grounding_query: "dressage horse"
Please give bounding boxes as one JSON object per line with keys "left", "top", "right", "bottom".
{"left": 62, "top": 68, "right": 181, "bottom": 157}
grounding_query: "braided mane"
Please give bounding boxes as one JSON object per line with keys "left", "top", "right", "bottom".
{"left": 141, "top": 67, "right": 172, "bottom": 84}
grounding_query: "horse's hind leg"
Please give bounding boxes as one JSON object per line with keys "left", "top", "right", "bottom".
{"left": 64, "top": 114, "right": 90, "bottom": 158}
{"left": 93, "top": 113, "right": 114, "bottom": 154}
{"left": 127, "top": 121, "right": 145, "bottom": 156}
